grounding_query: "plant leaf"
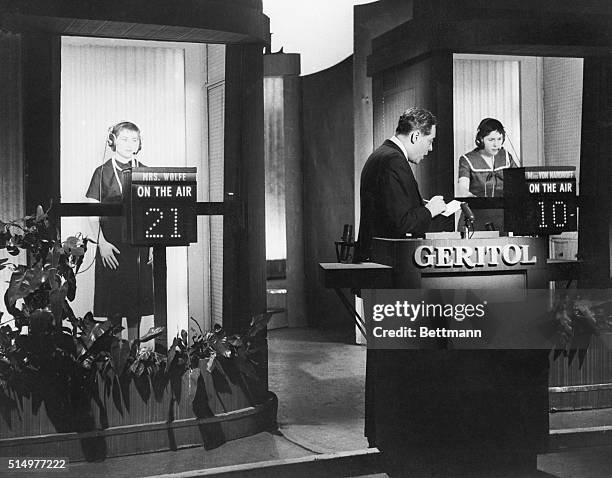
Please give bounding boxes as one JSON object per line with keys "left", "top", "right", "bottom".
{"left": 82, "top": 320, "right": 113, "bottom": 350}
{"left": 35, "top": 205, "right": 45, "bottom": 222}
{"left": 110, "top": 339, "right": 131, "bottom": 374}
{"left": 187, "top": 367, "right": 201, "bottom": 402}
{"left": 205, "top": 351, "right": 217, "bottom": 373}
{"left": 28, "top": 309, "right": 54, "bottom": 334}
{"left": 140, "top": 326, "right": 165, "bottom": 343}
{"left": 234, "top": 354, "right": 258, "bottom": 380}
{"left": 247, "top": 311, "right": 274, "bottom": 337}
{"left": 211, "top": 339, "right": 233, "bottom": 359}
{"left": 48, "top": 286, "right": 67, "bottom": 326}
{"left": 4, "top": 264, "right": 43, "bottom": 313}
{"left": 165, "top": 338, "right": 179, "bottom": 373}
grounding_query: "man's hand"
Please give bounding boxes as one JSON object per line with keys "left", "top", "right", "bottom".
{"left": 425, "top": 195, "right": 446, "bottom": 217}
{"left": 99, "top": 240, "right": 120, "bottom": 269}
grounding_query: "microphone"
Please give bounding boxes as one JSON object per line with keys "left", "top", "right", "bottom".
{"left": 341, "top": 224, "right": 353, "bottom": 243}
{"left": 460, "top": 202, "right": 475, "bottom": 224}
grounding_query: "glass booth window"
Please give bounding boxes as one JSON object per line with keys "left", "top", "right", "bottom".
{"left": 60, "top": 37, "right": 225, "bottom": 339}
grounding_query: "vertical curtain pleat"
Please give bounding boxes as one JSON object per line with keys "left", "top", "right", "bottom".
{"left": 208, "top": 82, "right": 225, "bottom": 328}
{"left": 206, "top": 44, "right": 225, "bottom": 329}
{"left": 0, "top": 32, "right": 24, "bottom": 221}
{"left": 453, "top": 58, "right": 521, "bottom": 192}
{"left": 264, "top": 77, "right": 286, "bottom": 260}
{"left": 60, "top": 38, "right": 190, "bottom": 336}
{"left": 0, "top": 32, "right": 24, "bottom": 321}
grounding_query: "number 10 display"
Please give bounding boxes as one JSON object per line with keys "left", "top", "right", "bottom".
{"left": 504, "top": 167, "right": 577, "bottom": 235}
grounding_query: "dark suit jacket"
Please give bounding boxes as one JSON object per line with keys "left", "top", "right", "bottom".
{"left": 355, "top": 140, "right": 432, "bottom": 261}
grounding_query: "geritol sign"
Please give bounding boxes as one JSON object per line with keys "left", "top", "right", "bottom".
{"left": 414, "top": 244, "right": 538, "bottom": 269}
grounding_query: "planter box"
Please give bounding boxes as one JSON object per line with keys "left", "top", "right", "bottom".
{"left": 0, "top": 358, "right": 277, "bottom": 462}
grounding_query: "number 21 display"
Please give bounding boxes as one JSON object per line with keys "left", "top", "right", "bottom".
{"left": 123, "top": 167, "right": 197, "bottom": 246}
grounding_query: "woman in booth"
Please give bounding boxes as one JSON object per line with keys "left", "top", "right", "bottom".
{"left": 457, "top": 118, "right": 519, "bottom": 197}
{"left": 85, "top": 121, "right": 153, "bottom": 342}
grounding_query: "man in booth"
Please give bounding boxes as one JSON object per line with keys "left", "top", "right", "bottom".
{"left": 355, "top": 107, "right": 446, "bottom": 262}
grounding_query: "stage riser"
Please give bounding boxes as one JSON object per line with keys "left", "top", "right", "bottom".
{"left": 549, "top": 335, "right": 612, "bottom": 410}
{"left": 0, "top": 360, "right": 276, "bottom": 462}
{"left": 0, "top": 394, "right": 277, "bottom": 462}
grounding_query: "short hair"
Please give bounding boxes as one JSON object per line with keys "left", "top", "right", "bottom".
{"left": 395, "top": 107, "right": 437, "bottom": 136}
{"left": 108, "top": 121, "right": 141, "bottom": 152}
{"left": 475, "top": 118, "right": 505, "bottom": 149}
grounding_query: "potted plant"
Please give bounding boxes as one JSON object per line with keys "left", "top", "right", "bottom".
{"left": 0, "top": 207, "right": 274, "bottom": 458}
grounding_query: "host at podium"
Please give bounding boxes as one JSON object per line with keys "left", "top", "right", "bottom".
{"left": 355, "top": 107, "right": 446, "bottom": 262}
{"left": 354, "top": 108, "right": 548, "bottom": 477}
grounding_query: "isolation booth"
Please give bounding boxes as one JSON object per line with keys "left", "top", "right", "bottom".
{"left": 320, "top": 166, "right": 579, "bottom": 468}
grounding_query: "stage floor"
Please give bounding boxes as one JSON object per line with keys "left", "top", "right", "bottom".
{"left": 7, "top": 327, "right": 612, "bottom": 478}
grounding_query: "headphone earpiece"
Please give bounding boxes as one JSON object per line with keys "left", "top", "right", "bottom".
{"left": 475, "top": 118, "right": 505, "bottom": 150}
{"left": 107, "top": 129, "right": 116, "bottom": 150}
{"left": 107, "top": 121, "right": 142, "bottom": 153}
{"left": 475, "top": 119, "right": 486, "bottom": 149}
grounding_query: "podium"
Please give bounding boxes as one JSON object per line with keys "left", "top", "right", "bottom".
{"left": 363, "top": 236, "right": 550, "bottom": 472}
{"left": 372, "top": 235, "right": 548, "bottom": 288}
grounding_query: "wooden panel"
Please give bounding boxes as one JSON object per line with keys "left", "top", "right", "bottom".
{"left": 367, "top": 10, "right": 612, "bottom": 77}
{"left": 372, "top": 55, "right": 454, "bottom": 200}
{"left": 301, "top": 58, "right": 355, "bottom": 328}
{"left": 549, "top": 335, "right": 612, "bottom": 410}
{"left": 3, "top": 0, "right": 269, "bottom": 44}
{"left": 578, "top": 57, "right": 612, "bottom": 288}
{"left": 22, "top": 32, "right": 61, "bottom": 217}
{"left": 283, "top": 75, "right": 307, "bottom": 327}
{"left": 0, "top": 394, "right": 277, "bottom": 462}
{"left": 0, "top": 355, "right": 275, "bottom": 463}
{"left": 0, "top": 360, "right": 263, "bottom": 439}
{"left": 372, "top": 237, "right": 549, "bottom": 289}
{"left": 553, "top": 56, "right": 612, "bottom": 409}
{"left": 223, "top": 44, "right": 267, "bottom": 339}
{"left": 0, "top": 32, "right": 24, "bottom": 319}
{"left": 0, "top": 32, "right": 24, "bottom": 221}
{"left": 319, "top": 263, "right": 394, "bottom": 289}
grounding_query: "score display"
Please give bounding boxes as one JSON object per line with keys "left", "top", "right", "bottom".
{"left": 123, "top": 167, "right": 197, "bottom": 246}
{"left": 504, "top": 166, "right": 577, "bottom": 235}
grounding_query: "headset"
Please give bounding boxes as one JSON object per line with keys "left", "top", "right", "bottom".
{"left": 79, "top": 120, "right": 143, "bottom": 276}
{"left": 475, "top": 118, "right": 505, "bottom": 150}
{"left": 474, "top": 117, "right": 522, "bottom": 167}
{"left": 107, "top": 121, "right": 142, "bottom": 154}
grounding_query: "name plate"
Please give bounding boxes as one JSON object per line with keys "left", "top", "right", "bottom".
{"left": 123, "top": 167, "right": 197, "bottom": 246}
{"left": 504, "top": 166, "right": 577, "bottom": 235}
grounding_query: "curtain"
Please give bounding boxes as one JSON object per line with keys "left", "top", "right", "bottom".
{"left": 0, "top": 32, "right": 24, "bottom": 321}
{"left": 453, "top": 58, "right": 521, "bottom": 192}
{"left": 264, "top": 76, "right": 287, "bottom": 260}
{"left": 60, "top": 37, "right": 190, "bottom": 337}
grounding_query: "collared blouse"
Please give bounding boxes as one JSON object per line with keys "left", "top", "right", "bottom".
{"left": 458, "top": 147, "right": 518, "bottom": 197}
